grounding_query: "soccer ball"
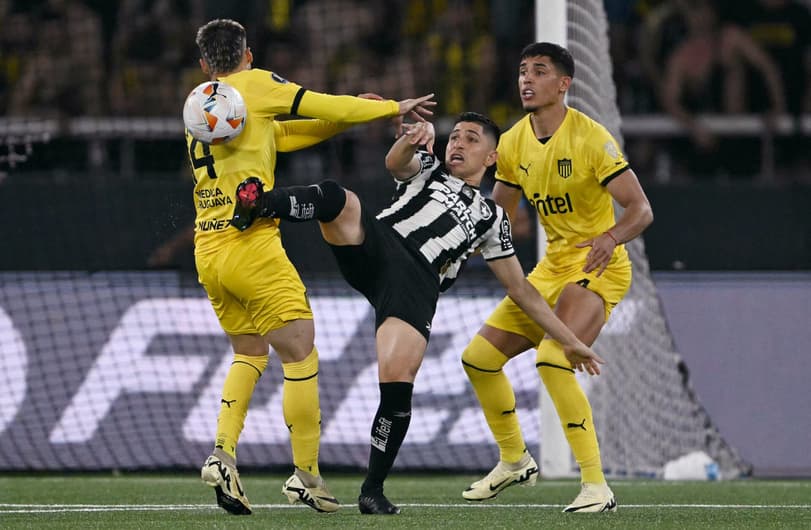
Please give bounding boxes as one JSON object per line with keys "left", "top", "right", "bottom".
{"left": 183, "top": 81, "right": 246, "bottom": 145}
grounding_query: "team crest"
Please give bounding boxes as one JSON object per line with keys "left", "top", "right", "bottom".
{"left": 479, "top": 199, "right": 492, "bottom": 220}
{"left": 557, "top": 158, "right": 573, "bottom": 178}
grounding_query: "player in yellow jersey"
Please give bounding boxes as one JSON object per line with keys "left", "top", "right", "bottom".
{"left": 460, "top": 42, "right": 653, "bottom": 512}
{"left": 190, "top": 19, "right": 435, "bottom": 516}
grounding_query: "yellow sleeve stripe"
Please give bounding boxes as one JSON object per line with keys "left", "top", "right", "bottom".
{"left": 599, "top": 164, "right": 630, "bottom": 186}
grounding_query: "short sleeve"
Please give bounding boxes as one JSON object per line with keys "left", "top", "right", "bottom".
{"left": 586, "top": 126, "right": 629, "bottom": 186}
{"left": 479, "top": 205, "right": 516, "bottom": 261}
{"left": 398, "top": 150, "right": 441, "bottom": 183}
{"left": 494, "top": 135, "right": 520, "bottom": 188}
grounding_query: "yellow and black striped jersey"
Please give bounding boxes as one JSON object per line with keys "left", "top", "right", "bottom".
{"left": 187, "top": 68, "right": 400, "bottom": 254}
{"left": 495, "top": 107, "right": 630, "bottom": 269}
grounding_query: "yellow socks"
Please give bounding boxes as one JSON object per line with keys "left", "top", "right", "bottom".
{"left": 215, "top": 353, "right": 269, "bottom": 458}
{"left": 462, "top": 335, "right": 526, "bottom": 463}
{"left": 282, "top": 347, "right": 321, "bottom": 476}
{"left": 536, "top": 340, "right": 605, "bottom": 484}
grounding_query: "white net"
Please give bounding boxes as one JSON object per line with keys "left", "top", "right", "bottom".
{"left": 563, "top": 0, "right": 750, "bottom": 478}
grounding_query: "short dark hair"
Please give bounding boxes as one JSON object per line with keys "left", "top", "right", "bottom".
{"left": 195, "top": 19, "right": 247, "bottom": 75}
{"left": 455, "top": 112, "right": 501, "bottom": 145}
{"left": 520, "top": 42, "right": 575, "bottom": 78}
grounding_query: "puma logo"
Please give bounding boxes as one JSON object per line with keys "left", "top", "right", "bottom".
{"left": 501, "top": 407, "right": 516, "bottom": 416}
{"left": 519, "top": 162, "right": 532, "bottom": 175}
{"left": 221, "top": 399, "right": 236, "bottom": 408}
{"left": 567, "top": 418, "right": 587, "bottom": 431}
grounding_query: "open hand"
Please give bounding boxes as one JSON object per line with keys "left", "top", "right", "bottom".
{"left": 563, "top": 341, "right": 605, "bottom": 376}
{"left": 401, "top": 121, "right": 435, "bottom": 154}
{"left": 397, "top": 93, "right": 436, "bottom": 122}
{"left": 575, "top": 233, "right": 616, "bottom": 277}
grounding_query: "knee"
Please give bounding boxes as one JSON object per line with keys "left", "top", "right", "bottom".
{"left": 462, "top": 334, "right": 508, "bottom": 375}
{"left": 316, "top": 180, "right": 347, "bottom": 222}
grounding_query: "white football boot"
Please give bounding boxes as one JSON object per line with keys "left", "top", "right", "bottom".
{"left": 463, "top": 452, "right": 539, "bottom": 501}
{"left": 563, "top": 482, "right": 618, "bottom": 513}
{"left": 200, "top": 449, "right": 251, "bottom": 515}
{"left": 282, "top": 468, "right": 340, "bottom": 513}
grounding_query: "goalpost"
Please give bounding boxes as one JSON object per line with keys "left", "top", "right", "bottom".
{"left": 535, "top": 0, "right": 750, "bottom": 479}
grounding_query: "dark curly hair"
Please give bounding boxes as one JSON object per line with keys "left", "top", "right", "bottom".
{"left": 195, "top": 19, "right": 247, "bottom": 75}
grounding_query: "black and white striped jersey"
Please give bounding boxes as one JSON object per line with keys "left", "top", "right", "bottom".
{"left": 377, "top": 151, "right": 515, "bottom": 291}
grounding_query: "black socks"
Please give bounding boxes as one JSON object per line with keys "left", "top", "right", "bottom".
{"left": 361, "top": 382, "right": 413, "bottom": 495}
{"left": 260, "top": 180, "right": 346, "bottom": 222}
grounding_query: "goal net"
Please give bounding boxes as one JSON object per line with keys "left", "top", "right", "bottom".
{"left": 536, "top": 0, "right": 750, "bottom": 478}
{"left": 0, "top": 1, "right": 748, "bottom": 478}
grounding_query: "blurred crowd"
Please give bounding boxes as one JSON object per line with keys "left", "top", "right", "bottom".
{"left": 0, "top": 0, "right": 809, "bottom": 184}
{"left": 0, "top": 0, "right": 530, "bottom": 123}
{"left": 608, "top": 0, "right": 811, "bottom": 183}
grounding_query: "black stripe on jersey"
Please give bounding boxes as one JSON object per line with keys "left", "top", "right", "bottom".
{"left": 380, "top": 183, "right": 432, "bottom": 227}
{"left": 495, "top": 177, "right": 522, "bottom": 189}
{"left": 600, "top": 164, "right": 630, "bottom": 186}
{"left": 290, "top": 87, "right": 307, "bottom": 116}
{"left": 429, "top": 213, "right": 499, "bottom": 271}
{"left": 410, "top": 215, "right": 464, "bottom": 263}
{"left": 390, "top": 181, "right": 410, "bottom": 203}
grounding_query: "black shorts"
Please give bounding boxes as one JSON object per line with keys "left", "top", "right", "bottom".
{"left": 329, "top": 204, "right": 439, "bottom": 340}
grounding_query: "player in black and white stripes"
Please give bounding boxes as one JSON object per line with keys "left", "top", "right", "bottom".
{"left": 230, "top": 111, "right": 602, "bottom": 515}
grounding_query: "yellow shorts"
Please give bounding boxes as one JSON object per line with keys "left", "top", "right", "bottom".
{"left": 484, "top": 257, "right": 631, "bottom": 346}
{"left": 195, "top": 228, "right": 312, "bottom": 336}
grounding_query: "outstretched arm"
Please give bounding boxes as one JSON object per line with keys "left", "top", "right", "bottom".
{"left": 487, "top": 255, "right": 605, "bottom": 374}
{"left": 273, "top": 119, "right": 352, "bottom": 152}
{"left": 296, "top": 91, "right": 436, "bottom": 124}
{"left": 275, "top": 93, "right": 435, "bottom": 152}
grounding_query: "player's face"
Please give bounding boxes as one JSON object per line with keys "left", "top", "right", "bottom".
{"left": 445, "top": 122, "right": 497, "bottom": 184}
{"left": 518, "top": 55, "right": 569, "bottom": 112}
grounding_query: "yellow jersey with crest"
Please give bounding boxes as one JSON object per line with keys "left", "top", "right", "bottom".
{"left": 495, "top": 107, "right": 630, "bottom": 270}
{"left": 187, "top": 68, "right": 400, "bottom": 255}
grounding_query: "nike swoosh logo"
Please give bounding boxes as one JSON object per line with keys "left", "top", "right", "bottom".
{"left": 565, "top": 502, "right": 602, "bottom": 512}
{"left": 489, "top": 478, "right": 513, "bottom": 491}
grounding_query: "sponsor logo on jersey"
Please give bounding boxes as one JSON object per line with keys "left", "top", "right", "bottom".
{"left": 557, "top": 158, "right": 573, "bottom": 178}
{"left": 196, "top": 187, "right": 233, "bottom": 209}
{"left": 529, "top": 192, "right": 574, "bottom": 216}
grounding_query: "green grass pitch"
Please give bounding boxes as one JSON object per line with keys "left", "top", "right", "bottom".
{"left": 2, "top": 473, "right": 809, "bottom": 528}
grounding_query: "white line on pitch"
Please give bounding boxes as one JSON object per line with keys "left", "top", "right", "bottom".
{"left": 1, "top": 503, "right": 810, "bottom": 514}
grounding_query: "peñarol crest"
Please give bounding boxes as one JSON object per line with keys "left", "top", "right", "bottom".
{"left": 557, "top": 158, "right": 572, "bottom": 178}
